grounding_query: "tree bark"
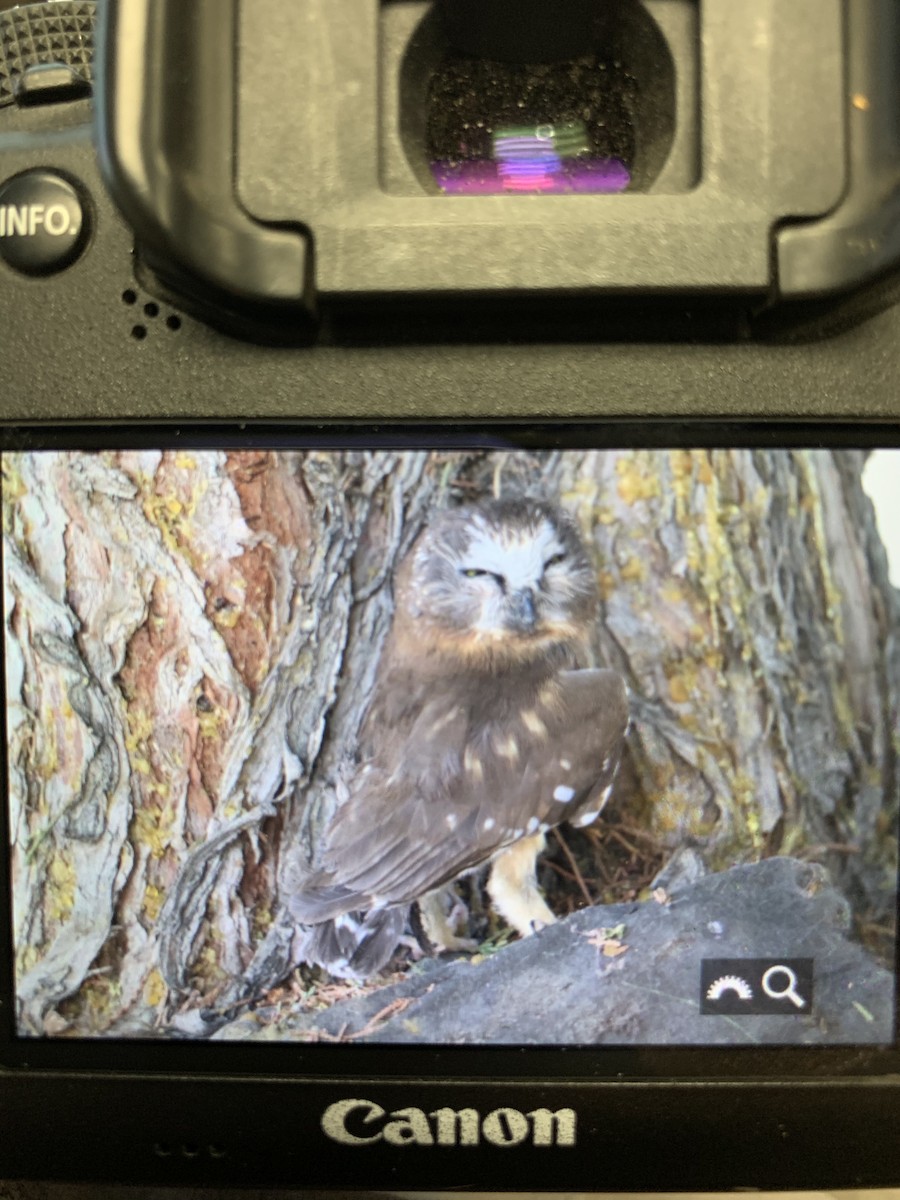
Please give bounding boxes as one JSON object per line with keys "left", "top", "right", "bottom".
{"left": 3, "top": 446, "right": 897, "bottom": 1036}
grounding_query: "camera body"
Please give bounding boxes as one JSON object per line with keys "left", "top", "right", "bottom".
{"left": 1, "top": 1, "right": 900, "bottom": 1192}
{"left": 0, "top": 0, "right": 898, "bottom": 414}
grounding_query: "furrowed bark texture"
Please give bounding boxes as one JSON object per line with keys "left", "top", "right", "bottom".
{"left": 557, "top": 450, "right": 898, "bottom": 920}
{"left": 3, "top": 448, "right": 897, "bottom": 1036}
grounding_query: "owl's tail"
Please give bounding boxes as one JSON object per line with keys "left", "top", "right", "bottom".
{"left": 298, "top": 907, "right": 408, "bottom": 980}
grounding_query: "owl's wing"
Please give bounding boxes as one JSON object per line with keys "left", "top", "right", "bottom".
{"left": 287, "top": 668, "right": 628, "bottom": 923}
{"left": 548, "top": 668, "right": 630, "bottom": 829}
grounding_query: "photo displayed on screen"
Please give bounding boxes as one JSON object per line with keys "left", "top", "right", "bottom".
{"left": 2, "top": 446, "right": 898, "bottom": 1045}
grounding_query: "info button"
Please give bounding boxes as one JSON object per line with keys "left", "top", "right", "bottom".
{"left": 0, "top": 170, "right": 89, "bottom": 276}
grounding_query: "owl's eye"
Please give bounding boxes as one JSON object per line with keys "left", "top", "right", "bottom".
{"left": 461, "top": 567, "right": 505, "bottom": 588}
{"left": 543, "top": 553, "right": 566, "bottom": 571}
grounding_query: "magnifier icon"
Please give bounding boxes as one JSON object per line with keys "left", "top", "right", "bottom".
{"left": 761, "top": 965, "right": 807, "bottom": 1009}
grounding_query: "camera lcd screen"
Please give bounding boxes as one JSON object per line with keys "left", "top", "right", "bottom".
{"left": 2, "top": 444, "right": 898, "bottom": 1047}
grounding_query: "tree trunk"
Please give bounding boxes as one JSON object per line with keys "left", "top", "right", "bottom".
{"left": 3, "top": 446, "right": 897, "bottom": 1036}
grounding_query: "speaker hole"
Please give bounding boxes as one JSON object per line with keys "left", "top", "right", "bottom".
{"left": 152, "top": 1142, "right": 173, "bottom": 1158}
{"left": 144, "top": 302, "right": 160, "bottom": 318}
{"left": 131, "top": 325, "right": 148, "bottom": 341}
{"left": 166, "top": 314, "right": 182, "bottom": 331}
{"left": 122, "top": 289, "right": 137, "bottom": 305}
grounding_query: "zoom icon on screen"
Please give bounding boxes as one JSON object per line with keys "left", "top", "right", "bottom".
{"left": 700, "top": 959, "right": 814, "bottom": 1016}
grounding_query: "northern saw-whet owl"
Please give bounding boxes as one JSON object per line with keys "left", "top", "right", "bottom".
{"left": 286, "top": 497, "right": 629, "bottom": 978}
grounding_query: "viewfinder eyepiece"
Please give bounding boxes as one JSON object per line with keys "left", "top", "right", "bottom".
{"left": 395, "top": 0, "right": 682, "bottom": 196}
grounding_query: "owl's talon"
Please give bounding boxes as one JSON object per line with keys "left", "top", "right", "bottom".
{"left": 415, "top": 890, "right": 476, "bottom": 955}
{"left": 397, "top": 933, "right": 428, "bottom": 961}
{"left": 438, "top": 934, "right": 479, "bottom": 955}
{"left": 488, "top": 832, "right": 558, "bottom": 937}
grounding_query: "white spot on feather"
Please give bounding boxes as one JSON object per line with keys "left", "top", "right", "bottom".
{"left": 560, "top": 758, "right": 572, "bottom": 771}
{"left": 429, "top": 707, "right": 460, "bottom": 734}
{"left": 463, "top": 747, "right": 485, "bottom": 782}
{"left": 496, "top": 734, "right": 520, "bottom": 762}
{"left": 446, "top": 812, "right": 458, "bottom": 831}
{"left": 527, "top": 816, "right": 540, "bottom": 834}
{"left": 576, "top": 809, "right": 600, "bottom": 828}
{"left": 521, "top": 709, "right": 548, "bottom": 738}
{"left": 483, "top": 817, "right": 496, "bottom": 831}
{"left": 554, "top": 785, "right": 576, "bottom": 803}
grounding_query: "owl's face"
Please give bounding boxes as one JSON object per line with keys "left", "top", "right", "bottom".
{"left": 400, "top": 499, "right": 598, "bottom": 670}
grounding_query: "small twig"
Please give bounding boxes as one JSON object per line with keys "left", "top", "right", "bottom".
{"left": 447, "top": 476, "right": 481, "bottom": 494}
{"left": 207, "top": 992, "right": 260, "bottom": 1018}
{"left": 347, "top": 995, "right": 417, "bottom": 1040}
{"left": 796, "top": 842, "right": 861, "bottom": 859}
{"left": 580, "top": 829, "right": 617, "bottom": 885}
{"left": 606, "top": 826, "right": 643, "bottom": 859}
{"left": 311, "top": 1022, "right": 351, "bottom": 1043}
{"left": 544, "top": 859, "right": 580, "bottom": 884}
{"left": 553, "top": 828, "right": 594, "bottom": 907}
{"left": 610, "top": 822, "right": 666, "bottom": 846}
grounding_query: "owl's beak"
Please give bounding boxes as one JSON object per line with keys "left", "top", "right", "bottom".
{"left": 507, "top": 587, "right": 537, "bottom": 632}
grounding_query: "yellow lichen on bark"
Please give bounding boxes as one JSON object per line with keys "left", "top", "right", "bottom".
{"left": 45, "top": 853, "right": 77, "bottom": 924}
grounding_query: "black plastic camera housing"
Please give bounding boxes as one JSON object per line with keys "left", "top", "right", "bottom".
{"left": 0, "top": 0, "right": 898, "bottom": 417}
{"left": 1, "top": 0, "right": 900, "bottom": 1192}
{"left": 95, "top": 0, "right": 900, "bottom": 341}
{"left": 0, "top": 0, "right": 897, "bottom": 423}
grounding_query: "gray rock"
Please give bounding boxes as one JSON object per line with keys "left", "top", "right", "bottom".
{"left": 214, "top": 857, "right": 895, "bottom": 1044}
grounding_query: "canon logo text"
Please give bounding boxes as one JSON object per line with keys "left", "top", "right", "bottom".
{"left": 321, "top": 1099, "right": 577, "bottom": 1147}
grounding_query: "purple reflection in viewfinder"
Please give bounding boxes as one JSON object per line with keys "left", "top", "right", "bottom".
{"left": 432, "top": 158, "right": 631, "bottom": 195}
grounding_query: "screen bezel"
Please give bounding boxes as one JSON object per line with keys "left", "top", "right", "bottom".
{"left": 1, "top": 419, "right": 898, "bottom": 1082}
